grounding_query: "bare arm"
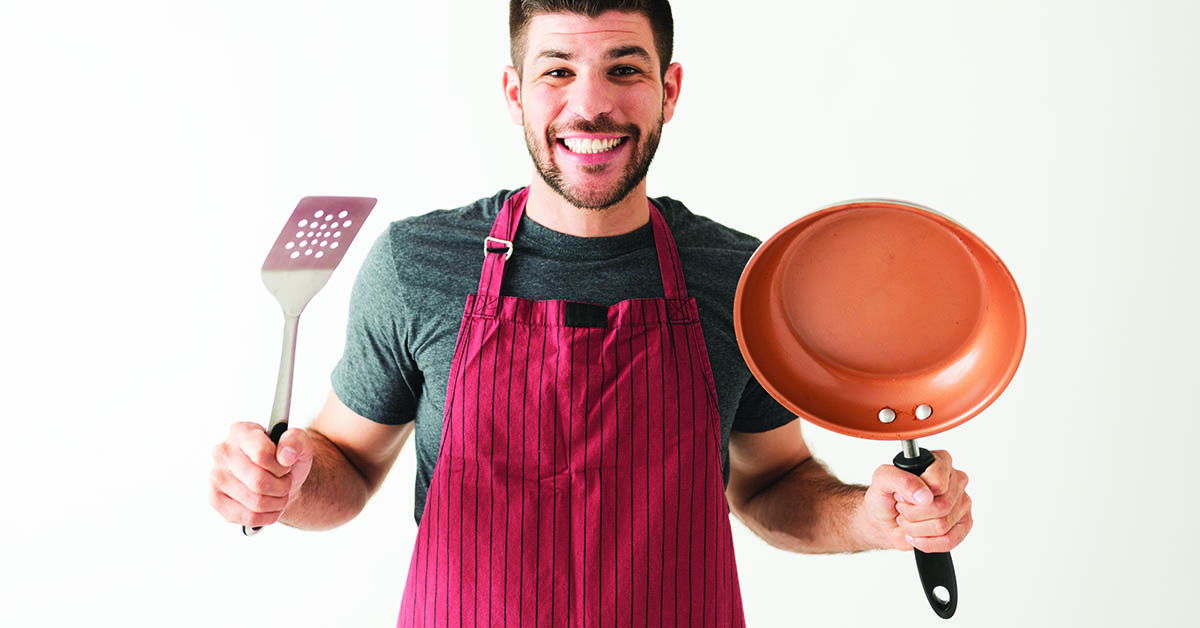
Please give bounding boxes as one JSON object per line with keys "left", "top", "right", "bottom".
{"left": 726, "top": 420, "right": 879, "bottom": 553}
{"left": 725, "top": 420, "right": 973, "bottom": 554}
{"left": 278, "top": 389, "right": 413, "bottom": 530}
{"left": 210, "top": 388, "right": 413, "bottom": 531}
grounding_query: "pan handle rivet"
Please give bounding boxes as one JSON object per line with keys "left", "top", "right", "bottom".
{"left": 916, "top": 404, "right": 933, "bottom": 420}
{"left": 878, "top": 408, "right": 897, "bottom": 423}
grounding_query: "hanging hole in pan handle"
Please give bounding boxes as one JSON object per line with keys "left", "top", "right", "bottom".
{"left": 914, "top": 548, "right": 958, "bottom": 619}
{"left": 893, "top": 447, "right": 958, "bottom": 619}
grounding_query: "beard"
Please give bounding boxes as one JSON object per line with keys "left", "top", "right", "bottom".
{"left": 523, "top": 113, "right": 663, "bottom": 210}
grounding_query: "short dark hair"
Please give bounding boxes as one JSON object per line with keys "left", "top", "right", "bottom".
{"left": 509, "top": 0, "right": 674, "bottom": 79}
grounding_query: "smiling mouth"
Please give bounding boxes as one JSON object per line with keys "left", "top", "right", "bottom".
{"left": 558, "top": 137, "right": 628, "bottom": 154}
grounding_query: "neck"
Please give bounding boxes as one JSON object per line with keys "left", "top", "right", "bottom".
{"left": 523, "top": 175, "right": 650, "bottom": 237}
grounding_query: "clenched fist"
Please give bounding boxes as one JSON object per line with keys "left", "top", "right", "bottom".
{"left": 208, "top": 422, "right": 315, "bottom": 529}
{"left": 860, "top": 449, "right": 973, "bottom": 553}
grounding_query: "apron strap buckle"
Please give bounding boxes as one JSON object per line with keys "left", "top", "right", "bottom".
{"left": 484, "top": 236, "right": 514, "bottom": 260}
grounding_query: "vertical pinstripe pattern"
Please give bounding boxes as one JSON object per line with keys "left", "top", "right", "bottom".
{"left": 397, "top": 189, "right": 745, "bottom": 627}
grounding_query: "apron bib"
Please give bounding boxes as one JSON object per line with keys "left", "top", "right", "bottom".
{"left": 397, "top": 188, "right": 745, "bottom": 627}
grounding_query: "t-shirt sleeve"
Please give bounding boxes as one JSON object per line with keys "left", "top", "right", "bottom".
{"left": 731, "top": 374, "right": 797, "bottom": 433}
{"left": 330, "top": 228, "right": 422, "bottom": 425}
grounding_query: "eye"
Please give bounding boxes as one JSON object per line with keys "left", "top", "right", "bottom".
{"left": 611, "top": 66, "right": 642, "bottom": 77}
{"left": 545, "top": 68, "right": 573, "bottom": 78}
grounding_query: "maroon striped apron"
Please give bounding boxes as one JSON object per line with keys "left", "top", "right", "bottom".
{"left": 397, "top": 188, "right": 745, "bottom": 627}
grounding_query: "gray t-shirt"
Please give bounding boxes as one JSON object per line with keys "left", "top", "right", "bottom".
{"left": 332, "top": 189, "right": 796, "bottom": 523}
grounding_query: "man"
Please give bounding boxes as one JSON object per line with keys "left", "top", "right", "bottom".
{"left": 209, "top": 1, "right": 972, "bottom": 625}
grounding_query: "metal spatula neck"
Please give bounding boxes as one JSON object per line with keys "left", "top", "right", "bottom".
{"left": 262, "top": 268, "right": 335, "bottom": 316}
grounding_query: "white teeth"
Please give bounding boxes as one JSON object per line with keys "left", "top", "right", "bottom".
{"left": 563, "top": 137, "right": 623, "bottom": 154}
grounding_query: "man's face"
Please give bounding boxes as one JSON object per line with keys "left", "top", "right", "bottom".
{"left": 505, "top": 11, "right": 681, "bottom": 210}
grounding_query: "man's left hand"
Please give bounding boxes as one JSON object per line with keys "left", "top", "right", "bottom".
{"left": 858, "top": 449, "right": 973, "bottom": 553}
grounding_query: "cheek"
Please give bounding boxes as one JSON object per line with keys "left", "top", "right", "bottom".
{"left": 524, "top": 89, "right": 563, "bottom": 124}
{"left": 620, "top": 89, "right": 665, "bottom": 122}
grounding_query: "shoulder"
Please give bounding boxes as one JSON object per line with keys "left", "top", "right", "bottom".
{"left": 385, "top": 189, "right": 515, "bottom": 244}
{"left": 368, "top": 189, "right": 517, "bottom": 268}
{"left": 651, "top": 196, "right": 762, "bottom": 310}
{"left": 652, "top": 196, "right": 762, "bottom": 253}
{"left": 352, "top": 189, "right": 515, "bottom": 297}
{"left": 349, "top": 190, "right": 517, "bottom": 338}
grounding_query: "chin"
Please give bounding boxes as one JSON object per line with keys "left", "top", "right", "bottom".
{"left": 558, "top": 182, "right": 638, "bottom": 210}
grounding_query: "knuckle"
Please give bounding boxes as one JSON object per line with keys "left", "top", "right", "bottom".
{"left": 247, "top": 493, "right": 277, "bottom": 514}
{"left": 940, "top": 518, "right": 972, "bottom": 550}
{"left": 208, "top": 467, "right": 226, "bottom": 489}
{"left": 243, "top": 492, "right": 265, "bottom": 512}
{"left": 248, "top": 444, "right": 277, "bottom": 469}
{"left": 247, "top": 472, "right": 276, "bottom": 496}
{"left": 207, "top": 487, "right": 223, "bottom": 511}
{"left": 871, "top": 465, "right": 892, "bottom": 482}
{"left": 230, "top": 422, "right": 257, "bottom": 440}
{"left": 209, "top": 490, "right": 240, "bottom": 523}
{"left": 928, "top": 462, "right": 951, "bottom": 482}
{"left": 874, "top": 466, "right": 915, "bottom": 492}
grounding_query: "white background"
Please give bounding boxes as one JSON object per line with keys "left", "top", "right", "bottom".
{"left": 2, "top": 1, "right": 1197, "bottom": 626}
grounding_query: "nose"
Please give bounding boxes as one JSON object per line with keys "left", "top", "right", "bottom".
{"left": 566, "top": 70, "right": 616, "bottom": 121}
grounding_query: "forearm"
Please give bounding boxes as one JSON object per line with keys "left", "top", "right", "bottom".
{"left": 732, "top": 457, "right": 882, "bottom": 554}
{"left": 278, "top": 430, "right": 371, "bottom": 531}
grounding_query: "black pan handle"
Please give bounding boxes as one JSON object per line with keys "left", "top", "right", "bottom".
{"left": 893, "top": 447, "right": 958, "bottom": 619}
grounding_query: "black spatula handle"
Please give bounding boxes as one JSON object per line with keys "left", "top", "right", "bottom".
{"left": 893, "top": 447, "right": 958, "bottom": 619}
{"left": 242, "top": 421, "right": 289, "bottom": 536}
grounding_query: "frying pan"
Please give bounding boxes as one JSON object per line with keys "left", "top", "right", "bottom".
{"left": 734, "top": 199, "right": 1026, "bottom": 619}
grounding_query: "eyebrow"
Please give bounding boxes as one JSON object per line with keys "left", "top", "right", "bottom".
{"left": 534, "top": 45, "right": 653, "bottom": 64}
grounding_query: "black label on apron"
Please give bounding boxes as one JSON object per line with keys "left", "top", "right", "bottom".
{"left": 563, "top": 301, "right": 609, "bottom": 328}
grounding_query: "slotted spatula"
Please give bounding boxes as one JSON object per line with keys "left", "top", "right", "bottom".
{"left": 243, "top": 195, "right": 377, "bottom": 536}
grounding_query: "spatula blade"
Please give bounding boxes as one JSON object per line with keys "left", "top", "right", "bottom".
{"left": 262, "top": 196, "right": 377, "bottom": 272}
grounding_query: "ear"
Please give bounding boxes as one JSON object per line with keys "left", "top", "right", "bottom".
{"left": 661, "top": 62, "right": 683, "bottom": 124}
{"left": 503, "top": 65, "right": 523, "bottom": 126}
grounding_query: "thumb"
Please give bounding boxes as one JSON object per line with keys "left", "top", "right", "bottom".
{"left": 871, "top": 464, "right": 934, "bottom": 507}
{"left": 275, "top": 427, "right": 314, "bottom": 468}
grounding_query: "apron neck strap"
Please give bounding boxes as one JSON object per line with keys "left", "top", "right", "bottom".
{"left": 478, "top": 188, "right": 688, "bottom": 301}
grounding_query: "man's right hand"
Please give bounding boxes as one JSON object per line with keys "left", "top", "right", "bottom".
{"left": 208, "top": 422, "right": 315, "bottom": 529}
